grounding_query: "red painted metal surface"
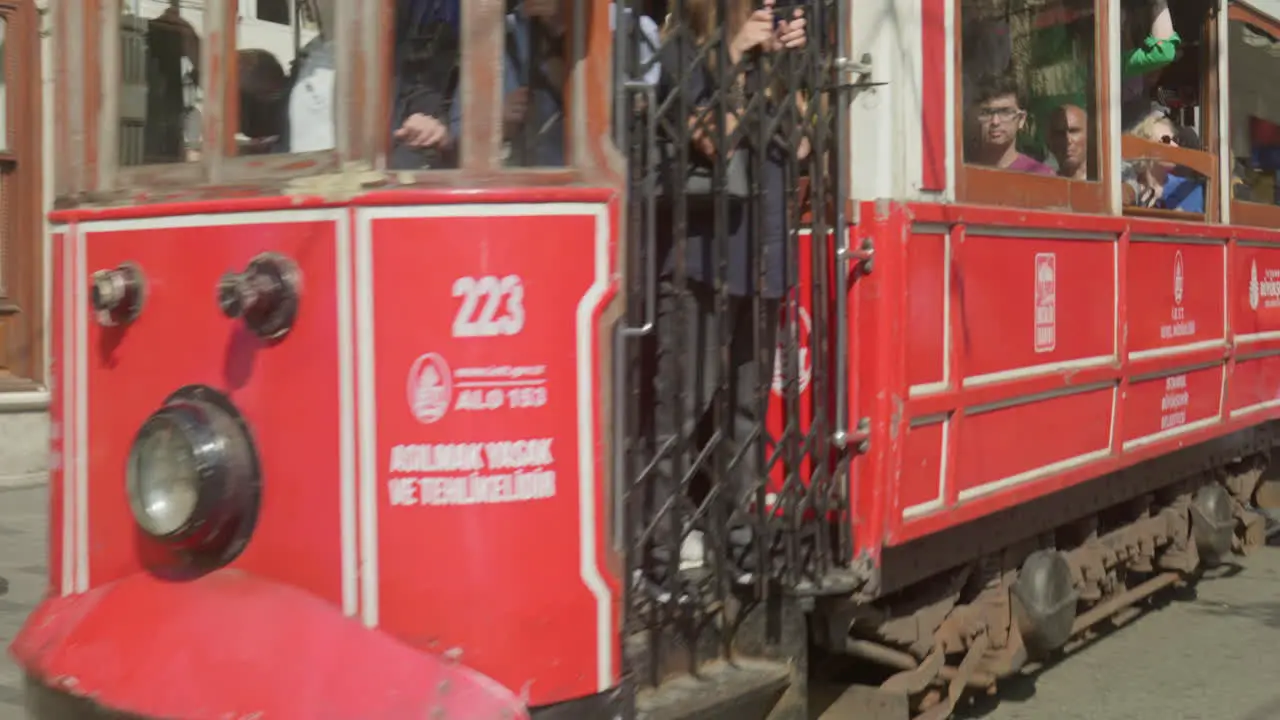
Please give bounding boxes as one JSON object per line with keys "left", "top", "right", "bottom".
{"left": 881, "top": 201, "right": 1280, "bottom": 547}
{"left": 12, "top": 570, "right": 529, "bottom": 720}
{"left": 18, "top": 187, "right": 624, "bottom": 717}
{"left": 905, "top": 229, "right": 946, "bottom": 390}
{"left": 920, "top": 0, "right": 947, "bottom": 191}
{"left": 81, "top": 216, "right": 346, "bottom": 598}
{"left": 29, "top": 180, "right": 1280, "bottom": 715}
{"left": 365, "top": 202, "right": 621, "bottom": 704}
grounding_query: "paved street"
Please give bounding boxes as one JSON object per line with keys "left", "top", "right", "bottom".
{"left": 1, "top": 485, "right": 1280, "bottom": 719}
{"left": 0, "top": 485, "right": 44, "bottom": 719}
{"left": 958, "top": 536, "right": 1280, "bottom": 720}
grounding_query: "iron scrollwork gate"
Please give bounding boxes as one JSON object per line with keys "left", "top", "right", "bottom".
{"left": 612, "top": 0, "right": 852, "bottom": 716}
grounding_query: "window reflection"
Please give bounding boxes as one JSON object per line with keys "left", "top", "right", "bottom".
{"left": 235, "top": 0, "right": 334, "bottom": 155}
{"left": 960, "top": 0, "right": 1097, "bottom": 180}
{"left": 1229, "top": 19, "right": 1280, "bottom": 206}
{"left": 119, "top": 3, "right": 203, "bottom": 165}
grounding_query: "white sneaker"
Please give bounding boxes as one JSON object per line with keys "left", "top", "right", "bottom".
{"left": 679, "top": 530, "right": 706, "bottom": 571}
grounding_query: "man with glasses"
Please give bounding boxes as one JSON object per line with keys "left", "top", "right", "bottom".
{"left": 968, "top": 75, "right": 1055, "bottom": 175}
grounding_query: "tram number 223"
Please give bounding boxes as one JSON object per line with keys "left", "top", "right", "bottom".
{"left": 452, "top": 275, "right": 525, "bottom": 338}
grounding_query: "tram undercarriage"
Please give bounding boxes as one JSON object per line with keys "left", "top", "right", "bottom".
{"left": 628, "top": 425, "right": 1277, "bottom": 720}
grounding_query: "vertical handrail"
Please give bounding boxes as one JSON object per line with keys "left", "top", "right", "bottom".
{"left": 832, "top": 0, "right": 853, "bottom": 456}
{"left": 612, "top": 79, "right": 659, "bottom": 549}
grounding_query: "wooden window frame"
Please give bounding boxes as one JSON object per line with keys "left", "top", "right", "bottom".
{"left": 0, "top": 0, "right": 43, "bottom": 390}
{"left": 953, "top": 0, "right": 1114, "bottom": 214}
{"left": 61, "top": 0, "right": 619, "bottom": 203}
{"left": 1225, "top": 2, "right": 1280, "bottom": 229}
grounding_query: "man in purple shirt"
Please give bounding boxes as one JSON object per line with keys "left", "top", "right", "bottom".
{"left": 968, "top": 75, "right": 1055, "bottom": 176}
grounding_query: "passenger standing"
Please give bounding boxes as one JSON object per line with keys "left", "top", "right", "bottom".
{"left": 645, "top": 0, "right": 807, "bottom": 573}
{"left": 389, "top": 0, "right": 462, "bottom": 169}
{"left": 1120, "top": 0, "right": 1180, "bottom": 128}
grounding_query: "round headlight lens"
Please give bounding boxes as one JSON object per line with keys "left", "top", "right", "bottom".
{"left": 127, "top": 416, "right": 202, "bottom": 537}
{"left": 125, "top": 386, "right": 260, "bottom": 554}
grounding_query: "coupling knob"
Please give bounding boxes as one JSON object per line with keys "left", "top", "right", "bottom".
{"left": 90, "top": 263, "right": 146, "bottom": 327}
{"left": 216, "top": 253, "right": 302, "bottom": 340}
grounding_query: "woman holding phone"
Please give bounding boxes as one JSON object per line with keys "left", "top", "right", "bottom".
{"left": 644, "top": 0, "right": 809, "bottom": 576}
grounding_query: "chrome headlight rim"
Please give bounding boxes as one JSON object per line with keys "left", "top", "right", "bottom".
{"left": 126, "top": 385, "right": 261, "bottom": 556}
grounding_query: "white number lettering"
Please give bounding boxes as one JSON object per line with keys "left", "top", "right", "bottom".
{"left": 507, "top": 386, "right": 548, "bottom": 409}
{"left": 452, "top": 275, "right": 526, "bottom": 337}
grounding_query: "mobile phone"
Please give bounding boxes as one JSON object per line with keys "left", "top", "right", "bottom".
{"left": 771, "top": 3, "right": 803, "bottom": 26}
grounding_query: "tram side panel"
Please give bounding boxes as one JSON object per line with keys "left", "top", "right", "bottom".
{"left": 880, "top": 208, "right": 1279, "bottom": 555}
{"left": 1230, "top": 242, "right": 1280, "bottom": 417}
{"left": 892, "top": 218, "right": 1117, "bottom": 544}
{"left": 68, "top": 212, "right": 348, "bottom": 600}
{"left": 19, "top": 209, "right": 539, "bottom": 719}
{"left": 1121, "top": 239, "right": 1225, "bottom": 447}
{"left": 356, "top": 195, "right": 622, "bottom": 708}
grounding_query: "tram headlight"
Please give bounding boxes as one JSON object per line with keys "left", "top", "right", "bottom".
{"left": 126, "top": 386, "right": 260, "bottom": 550}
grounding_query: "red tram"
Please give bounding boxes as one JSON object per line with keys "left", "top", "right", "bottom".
{"left": 12, "top": 0, "right": 1280, "bottom": 718}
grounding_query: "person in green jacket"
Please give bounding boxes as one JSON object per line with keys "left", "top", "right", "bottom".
{"left": 1121, "top": 0, "right": 1179, "bottom": 128}
{"left": 1123, "top": 0, "right": 1179, "bottom": 77}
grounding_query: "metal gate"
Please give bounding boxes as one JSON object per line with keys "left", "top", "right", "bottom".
{"left": 612, "top": 1, "right": 852, "bottom": 715}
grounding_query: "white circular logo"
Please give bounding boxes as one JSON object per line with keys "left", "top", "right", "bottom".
{"left": 407, "top": 353, "right": 453, "bottom": 424}
{"left": 1250, "top": 260, "right": 1261, "bottom": 311}
{"left": 1173, "top": 250, "right": 1184, "bottom": 306}
{"left": 772, "top": 305, "right": 813, "bottom": 397}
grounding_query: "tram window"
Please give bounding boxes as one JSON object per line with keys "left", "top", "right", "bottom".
{"left": 959, "top": 0, "right": 1099, "bottom": 181}
{"left": 233, "top": 0, "right": 332, "bottom": 156}
{"left": 1119, "top": 1, "right": 1215, "bottom": 218}
{"left": 118, "top": 3, "right": 204, "bottom": 166}
{"left": 1227, "top": 15, "right": 1280, "bottom": 221}
{"left": 503, "top": 0, "right": 570, "bottom": 168}
{"left": 389, "top": 0, "right": 461, "bottom": 170}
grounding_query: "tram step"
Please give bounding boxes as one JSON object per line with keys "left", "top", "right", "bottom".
{"left": 635, "top": 658, "right": 793, "bottom": 720}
